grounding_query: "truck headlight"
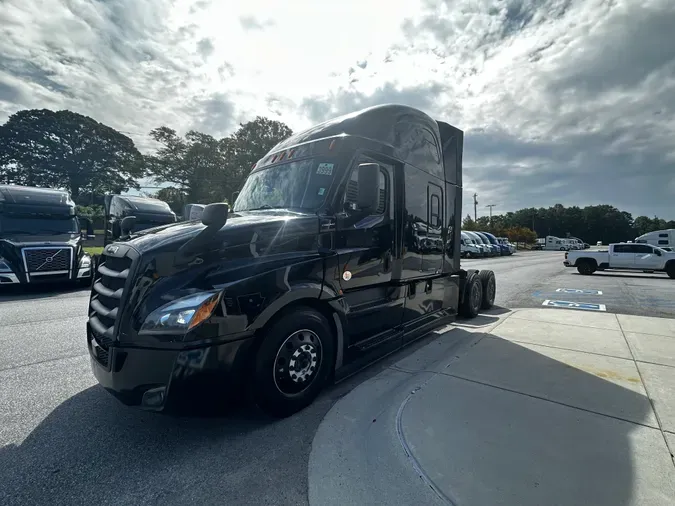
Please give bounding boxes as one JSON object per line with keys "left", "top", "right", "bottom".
{"left": 0, "top": 257, "right": 11, "bottom": 273}
{"left": 140, "top": 291, "right": 221, "bottom": 335}
{"left": 79, "top": 255, "right": 92, "bottom": 268}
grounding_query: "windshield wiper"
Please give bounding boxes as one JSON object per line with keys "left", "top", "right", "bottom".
{"left": 245, "top": 205, "right": 284, "bottom": 210}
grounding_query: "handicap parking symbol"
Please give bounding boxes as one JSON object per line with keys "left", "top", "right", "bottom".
{"left": 555, "top": 288, "right": 603, "bottom": 295}
{"left": 542, "top": 299, "right": 607, "bottom": 311}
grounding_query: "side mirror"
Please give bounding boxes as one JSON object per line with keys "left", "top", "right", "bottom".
{"left": 121, "top": 216, "right": 137, "bottom": 236}
{"left": 176, "top": 203, "right": 229, "bottom": 261}
{"left": 231, "top": 191, "right": 240, "bottom": 205}
{"left": 356, "top": 163, "right": 381, "bottom": 213}
{"left": 655, "top": 249, "right": 662, "bottom": 256}
{"left": 201, "top": 203, "right": 229, "bottom": 228}
{"left": 79, "top": 216, "right": 96, "bottom": 240}
{"left": 111, "top": 221, "right": 122, "bottom": 239}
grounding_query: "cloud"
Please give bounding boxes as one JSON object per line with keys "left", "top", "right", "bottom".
{"left": 186, "top": 92, "right": 236, "bottom": 137}
{"left": 196, "top": 38, "right": 215, "bottom": 60}
{"left": 0, "top": 0, "right": 240, "bottom": 152}
{"left": 398, "top": 0, "right": 675, "bottom": 219}
{"left": 0, "top": 80, "right": 24, "bottom": 103}
{"left": 0, "top": 0, "right": 673, "bottom": 218}
{"left": 301, "top": 82, "right": 449, "bottom": 124}
{"left": 239, "top": 15, "right": 274, "bottom": 31}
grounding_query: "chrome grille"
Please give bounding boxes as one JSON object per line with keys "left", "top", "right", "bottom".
{"left": 22, "top": 247, "right": 72, "bottom": 273}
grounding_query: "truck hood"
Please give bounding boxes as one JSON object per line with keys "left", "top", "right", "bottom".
{"left": 122, "top": 209, "right": 320, "bottom": 256}
{"left": 0, "top": 235, "right": 80, "bottom": 255}
{"left": 0, "top": 233, "right": 80, "bottom": 246}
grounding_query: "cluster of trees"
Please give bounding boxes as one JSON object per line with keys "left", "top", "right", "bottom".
{"left": 463, "top": 204, "right": 675, "bottom": 245}
{"left": 0, "top": 108, "right": 293, "bottom": 214}
{"left": 148, "top": 117, "right": 292, "bottom": 212}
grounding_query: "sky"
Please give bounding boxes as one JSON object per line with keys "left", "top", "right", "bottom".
{"left": 1, "top": 0, "right": 673, "bottom": 220}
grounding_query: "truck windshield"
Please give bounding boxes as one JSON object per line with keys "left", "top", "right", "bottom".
{"left": 0, "top": 215, "right": 78, "bottom": 236}
{"left": 233, "top": 158, "right": 335, "bottom": 213}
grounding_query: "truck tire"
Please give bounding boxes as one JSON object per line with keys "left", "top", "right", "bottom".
{"left": 666, "top": 263, "right": 675, "bottom": 279}
{"left": 459, "top": 275, "right": 483, "bottom": 318}
{"left": 478, "top": 270, "right": 496, "bottom": 309}
{"left": 252, "top": 307, "right": 336, "bottom": 418}
{"left": 576, "top": 261, "right": 596, "bottom": 275}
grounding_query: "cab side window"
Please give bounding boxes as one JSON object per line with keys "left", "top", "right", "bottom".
{"left": 634, "top": 245, "right": 653, "bottom": 254}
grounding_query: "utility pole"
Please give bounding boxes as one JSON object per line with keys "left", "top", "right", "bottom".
{"left": 473, "top": 193, "right": 478, "bottom": 221}
{"left": 486, "top": 204, "right": 496, "bottom": 227}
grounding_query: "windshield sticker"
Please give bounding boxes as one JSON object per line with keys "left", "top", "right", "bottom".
{"left": 316, "top": 163, "right": 334, "bottom": 176}
{"left": 318, "top": 188, "right": 326, "bottom": 196}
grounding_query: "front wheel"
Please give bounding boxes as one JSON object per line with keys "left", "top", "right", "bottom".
{"left": 666, "top": 263, "right": 675, "bottom": 279}
{"left": 252, "top": 307, "right": 335, "bottom": 417}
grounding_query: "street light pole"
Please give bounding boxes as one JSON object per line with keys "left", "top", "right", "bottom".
{"left": 473, "top": 193, "right": 478, "bottom": 221}
{"left": 486, "top": 204, "right": 496, "bottom": 227}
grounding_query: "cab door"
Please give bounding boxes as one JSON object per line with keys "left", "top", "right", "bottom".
{"left": 335, "top": 157, "right": 403, "bottom": 350}
{"left": 610, "top": 244, "right": 635, "bottom": 268}
{"left": 634, "top": 244, "right": 662, "bottom": 269}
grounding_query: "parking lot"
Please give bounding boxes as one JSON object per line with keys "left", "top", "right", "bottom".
{"left": 2, "top": 250, "right": 675, "bottom": 505}
{"left": 464, "top": 250, "right": 675, "bottom": 319}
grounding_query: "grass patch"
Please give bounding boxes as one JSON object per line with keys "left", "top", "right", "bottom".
{"left": 84, "top": 246, "right": 104, "bottom": 256}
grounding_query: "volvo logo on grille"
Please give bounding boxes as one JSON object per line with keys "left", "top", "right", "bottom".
{"left": 107, "top": 245, "right": 119, "bottom": 254}
{"left": 29, "top": 248, "right": 68, "bottom": 272}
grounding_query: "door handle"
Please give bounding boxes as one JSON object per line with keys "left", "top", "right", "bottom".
{"left": 383, "top": 251, "right": 392, "bottom": 272}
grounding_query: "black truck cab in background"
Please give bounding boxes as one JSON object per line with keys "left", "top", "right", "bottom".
{"left": 87, "top": 104, "right": 495, "bottom": 416}
{"left": 103, "top": 194, "right": 177, "bottom": 246}
{"left": 0, "top": 184, "right": 95, "bottom": 286}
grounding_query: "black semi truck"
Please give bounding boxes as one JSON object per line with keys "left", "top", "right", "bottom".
{"left": 103, "top": 194, "right": 176, "bottom": 246}
{"left": 87, "top": 104, "right": 496, "bottom": 417}
{"left": 0, "top": 185, "right": 95, "bottom": 286}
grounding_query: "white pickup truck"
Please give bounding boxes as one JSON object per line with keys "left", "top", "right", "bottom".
{"left": 564, "top": 243, "right": 675, "bottom": 278}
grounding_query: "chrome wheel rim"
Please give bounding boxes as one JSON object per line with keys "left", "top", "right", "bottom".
{"left": 273, "top": 329, "right": 322, "bottom": 395}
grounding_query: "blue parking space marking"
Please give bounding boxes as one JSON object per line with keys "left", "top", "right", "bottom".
{"left": 555, "top": 288, "right": 603, "bottom": 295}
{"left": 542, "top": 300, "right": 607, "bottom": 311}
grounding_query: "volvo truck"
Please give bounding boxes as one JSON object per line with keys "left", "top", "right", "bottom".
{"left": 0, "top": 185, "right": 94, "bottom": 286}
{"left": 86, "top": 104, "right": 497, "bottom": 417}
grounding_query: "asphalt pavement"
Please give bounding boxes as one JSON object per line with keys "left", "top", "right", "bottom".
{"left": 1, "top": 250, "right": 674, "bottom": 505}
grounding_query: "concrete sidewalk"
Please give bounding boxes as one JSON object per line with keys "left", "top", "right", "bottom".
{"left": 309, "top": 309, "right": 675, "bottom": 506}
